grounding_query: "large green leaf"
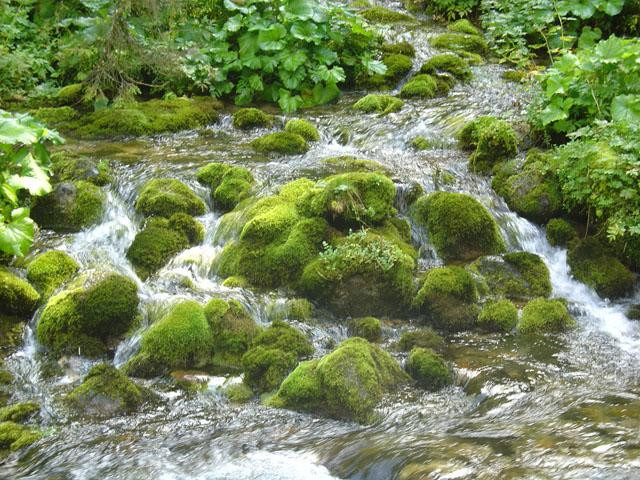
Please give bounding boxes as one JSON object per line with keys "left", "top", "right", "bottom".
{"left": 0, "top": 213, "right": 34, "bottom": 256}
{"left": 258, "top": 24, "right": 287, "bottom": 51}
{"left": 611, "top": 95, "right": 640, "bottom": 124}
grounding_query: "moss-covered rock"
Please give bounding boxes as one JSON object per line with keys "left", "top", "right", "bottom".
{"left": 361, "top": 6, "right": 414, "bottom": 22}
{"left": 400, "top": 74, "right": 439, "bottom": 98}
{"left": 285, "top": 119, "right": 319, "bottom": 141}
{"left": 406, "top": 347, "right": 452, "bottom": 390}
{"left": 319, "top": 156, "right": 389, "bottom": 175}
{"left": 353, "top": 94, "right": 404, "bottom": 115}
{"left": 135, "top": 178, "right": 205, "bottom": 218}
{"left": 267, "top": 298, "right": 314, "bottom": 323}
{"left": 413, "top": 266, "right": 479, "bottom": 332}
{"left": 37, "top": 272, "right": 139, "bottom": 358}
{"left": 0, "top": 316, "right": 26, "bottom": 359}
{"left": 0, "top": 421, "right": 41, "bottom": 451}
{"left": 223, "top": 382, "right": 254, "bottom": 403}
{"left": 196, "top": 162, "right": 254, "bottom": 212}
{"left": 567, "top": 238, "right": 635, "bottom": 299}
{"left": 421, "top": 54, "right": 471, "bottom": 81}
{"left": 382, "top": 41, "right": 416, "bottom": 57}
{"left": 55, "top": 83, "right": 84, "bottom": 105}
{"left": 448, "top": 19, "right": 481, "bottom": 36}
{"left": 221, "top": 276, "right": 248, "bottom": 288}
{"left": 271, "top": 337, "right": 409, "bottom": 423}
{"left": 348, "top": 317, "right": 382, "bottom": 342}
{"left": 64, "top": 363, "right": 149, "bottom": 417}
{"left": 411, "top": 192, "right": 505, "bottom": 263}
{"left": 397, "top": 328, "right": 445, "bottom": 353}
{"left": 546, "top": 218, "right": 577, "bottom": 247}
{"left": 457, "top": 116, "right": 517, "bottom": 173}
{"left": 431, "top": 32, "right": 488, "bottom": 55}
{"left": 477, "top": 299, "right": 518, "bottom": 332}
{"left": 357, "top": 52, "right": 413, "bottom": 90}
{"left": 51, "top": 153, "right": 112, "bottom": 186}
{"left": 410, "top": 136, "right": 432, "bottom": 150}
{"left": 204, "top": 298, "right": 258, "bottom": 369}
{"left": 26, "top": 250, "right": 79, "bottom": 299}
{"left": 250, "top": 131, "right": 308, "bottom": 155}
{"left": 31, "top": 181, "right": 105, "bottom": 232}
{"left": 0, "top": 269, "right": 40, "bottom": 317}
{"left": 518, "top": 298, "right": 575, "bottom": 334}
{"left": 627, "top": 304, "right": 640, "bottom": 320}
{"left": 232, "top": 108, "right": 273, "bottom": 130}
{"left": 123, "top": 301, "right": 212, "bottom": 378}
{"left": 32, "top": 106, "right": 79, "bottom": 125}
{"left": 0, "top": 402, "right": 39, "bottom": 422}
{"left": 470, "top": 252, "right": 552, "bottom": 301}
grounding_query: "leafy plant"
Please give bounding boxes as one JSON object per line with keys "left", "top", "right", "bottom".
{"left": 0, "top": 111, "right": 62, "bottom": 256}
{"left": 406, "top": 0, "right": 480, "bottom": 20}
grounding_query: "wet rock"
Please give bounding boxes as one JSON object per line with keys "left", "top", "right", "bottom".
{"left": 353, "top": 94, "right": 404, "bottom": 115}
{"left": 197, "top": 162, "right": 254, "bottom": 212}
{"left": 31, "top": 181, "right": 105, "bottom": 232}
{"left": 421, "top": 53, "right": 472, "bottom": 81}
{"left": 517, "top": 298, "right": 575, "bottom": 334}
{"left": 284, "top": 119, "right": 319, "bottom": 142}
{"left": 250, "top": 132, "right": 308, "bottom": 155}
{"left": 232, "top": 108, "right": 273, "bottom": 130}
{"left": 397, "top": 328, "right": 445, "bottom": 353}
{"left": 431, "top": 32, "right": 488, "bottom": 55}
{"left": 477, "top": 299, "right": 518, "bottom": 332}
{"left": 26, "top": 250, "right": 79, "bottom": 299}
{"left": 406, "top": 347, "right": 452, "bottom": 390}
{"left": 457, "top": 116, "right": 518, "bottom": 174}
{"left": 51, "top": 153, "right": 112, "bottom": 186}
{"left": 545, "top": 218, "right": 577, "bottom": 247}
{"left": 0, "top": 268, "right": 40, "bottom": 317}
{"left": 0, "top": 421, "right": 41, "bottom": 451}
{"left": 135, "top": 178, "right": 205, "bottom": 218}
{"left": 348, "top": 317, "right": 382, "bottom": 342}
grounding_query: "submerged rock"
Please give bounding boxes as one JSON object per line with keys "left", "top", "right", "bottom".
{"left": 51, "top": 153, "right": 112, "bottom": 186}
{"left": 0, "top": 269, "right": 40, "bottom": 317}
{"left": 405, "top": 347, "right": 452, "bottom": 390}
{"left": 518, "top": 298, "right": 575, "bottom": 334}
{"left": 31, "top": 181, "right": 105, "bottom": 232}
{"left": 135, "top": 178, "right": 205, "bottom": 218}
{"left": 26, "top": 250, "right": 79, "bottom": 299}
{"left": 397, "top": 328, "right": 446, "bottom": 353}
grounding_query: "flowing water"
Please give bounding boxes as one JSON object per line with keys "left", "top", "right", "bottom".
{"left": 2, "top": 6, "right": 640, "bottom": 479}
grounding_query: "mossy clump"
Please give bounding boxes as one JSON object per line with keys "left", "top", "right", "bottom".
{"left": 204, "top": 298, "right": 259, "bottom": 369}
{"left": 397, "top": 328, "right": 445, "bottom": 353}
{"left": 26, "top": 250, "right": 79, "bottom": 299}
{"left": 51, "top": 153, "right": 112, "bottom": 186}
{"left": 0, "top": 402, "right": 39, "bottom": 422}
{"left": 223, "top": 382, "right": 254, "bottom": 403}
{"left": 222, "top": 276, "right": 248, "bottom": 288}
{"left": 32, "top": 106, "right": 79, "bottom": 125}
{"left": 196, "top": 162, "right": 254, "bottom": 212}
{"left": 411, "top": 192, "right": 505, "bottom": 263}
{"left": 65, "top": 363, "right": 149, "bottom": 417}
{"left": 36, "top": 273, "right": 139, "bottom": 358}
{"left": 135, "top": 178, "right": 205, "bottom": 218}
{"left": 431, "top": 32, "right": 488, "bottom": 56}
{"left": 457, "top": 116, "right": 517, "bottom": 173}
{"left": 470, "top": 252, "right": 552, "bottom": 301}
{"left": 320, "top": 156, "right": 389, "bottom": 175}
{"left": 232, "top": 108, "right": 273, "bottom": 130}
{"left": 502, "top": 70, "right": 527, "bottom": 83}
{"left": 268, "top": 298, "right": 314, "bottom": 323}
{"left": 358, "top": 53, "right": 413, "bottom": 89}
{"left": 406, "top": 347, "right": 452, "bottom": 390}
{"left": 353, "top": 94, "right": 404, "bottom": 115}
{"left": 360, "top": 6, "right": 414, "bottom": 22}
{"left": 250, "top": 131, "right": 309, "bottom": 155}
{"left": 448, "top": 19, "right": 481, "bottom": 36}
{"left": 0, "top": 421, "right": 41, "bottom": 451}
{"left": 285, "top": 119, "right": 319, "bottom": 142}
{"left": 0, "top": 269, "right": 40, "bottom": 317}
{"left": 242, "top": 320, "right": 313, "bottom": 392}
{"left": 382, "top": 41, "right": 416, "bottom": 57}
{"left": 477, "top": 299, "right": 518, "bottom": 332}
{"left": 400, "top": 74, "right": 438, "bottom": 98}
{"left": 421, "top": 54, "right": 471, "bottom": 81}
{"left": 518, "top": 298, "right": 575, "bottom": 334}
{"left": 413, "top": 266, "right": 479, "bottom": 332}
{"left": 55, "top": 83, "right": 84, "bottom": 105}
{"left": 567, "top": 238, "right": 635, "bottom": 299}
{"left": 271, "top": 337, "right": 409, "bottom": 423}
{"left": 546, "top": 218, "right": 577, "bottom": 247}
{"left": 411, "top": 136, "right": 432, "bottom": 150}
{"left": 123, "top": 301, "right": 213, "bottom": 378}
{"left": 348, "top": 317, "right": 382, "bottom": 342}
{"left": 31, "top": 181, "right": 105, "bottom": 232}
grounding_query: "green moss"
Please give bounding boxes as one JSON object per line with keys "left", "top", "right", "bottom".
{"left": 382, "top": 41, "right": 416, "bottom": 57}
{"left": 271, "top": 337, "right": 409, "bottom": 423}
{"left": 0, "top": 269, "right": 40, "bottom": 317}
{"left": 223, "top": 382, "right": 254, "bottom": 403}
{"left": 400, "top": 74, "right": 439, "bottom": 98}
{"left": 204, "top": 298, "right": 258, "bottom": 369}
{"left": 123, "top": 301, "right": 213, "bottom": 378}
{"left": 397, "top": 328, "right": 445, "bottom": 353}
{"left": 448, "top": 19, "right": 481, "bottom": 35}
{"left": 0, "top": 421, "right": 41, "bottom": 451}
{"left": 37, "top": 273, "right": 139, "bottom": 358}
{"left": 356, "top": 53, "right": 413, "bottom": 90}
{"left": 0, "top": 402, "right": 39, "bottom": 422}
{"left": 348, "top": 317, "right": 382, "bottom": 342}
{"left": 65, "top": 363, "right": 148, "bottom": 416}
{"left": 32, "top": 180, "right": 105, "bottom": 232}
{"left": 135, "top": 178, "right": 205, "bottom": 218}
{"left": 55, "top": 83, "right": 84, "bottom": 105}
{"left": 242, "top": 346, "right": 297, "bottom": 392}
{"left": 421, "top": 54, "right": 471, "bottom": 81}
{"left": 518, "top": 298, "right": 575, "bottom": 334}
{"left": 320, "top": 156, "right": 389, "bottom": 175}
{"left": 250, "top": 132, "right": 308, "bottom": 155}
{"left": 168, "top": 212, "right": 204, "bottom": 245}
{"left": 411, "top": 136, "right": 432, "bottom": 150}
{"left": 502, "top": 70, "right": 527, "bottom": 83}
{"left": 411, "top": 192, "right": 505, "bottom": 263}
{"left": 26, "top": 250, "right": 79, "bottom": 299}
{"left": 457, "top": 116, "right": 517, "bottom": 173}
{"left": 285, "top": 119, "right": 319, "bottom": 141}
{"left": 222, "top": 276, "right": 248, "bottom": 288}
{"left": 232, "top": 108, "right": 273, "bottom": 130}
{"left": 252, "top": 320, "right": 314, "bottom": 357}
{"left": 360, "top": 6, "right": 414, "bottom": 22}
{"left": 431, "top": 32, "right": 488, "bottom": 55}
{"left": 353, "top": 94, "right": 404, "bottom": 115}
{"left": 546, "top": 218, "right": 577, "bottom": 247}
{"left": 51, "top": 153, "right": 112, "bottom": 186}
{"left": 477, "top": 299, "right": 518, "bottom": 332}
{"left": 413, "top": 266, "right": 479, "bottom": 332}
{"left": 406, "top": 347, "right": 452, "bottom": 390}
{"left": 567, "top": 238, "right": 635, "bottom": 299}
{"left": 32, "top": 106, "right": 79, "bottom": 125}
{"left": 196, "top": 162, "right": 254, "bottom": 212}
{"left": 268, "top": 298, "right": 314, "bottom": 322}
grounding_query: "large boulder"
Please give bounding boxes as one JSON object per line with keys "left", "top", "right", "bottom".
{"left": 0, "top": 269, "right": 40, "bottom": 317}
{"left": 31, "top": 181, "right": 105, "bottom": 232}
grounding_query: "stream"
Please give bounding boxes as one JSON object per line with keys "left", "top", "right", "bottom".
{"left": 2, "top": 6, "right": 640, "bottom": 480}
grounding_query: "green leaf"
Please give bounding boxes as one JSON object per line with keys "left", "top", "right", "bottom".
{"left": 224, "top": 15, "right": 244, "bottom": 32}
{"left": 601, "top": 0, "right": 624, "bottom": 15}
{"left": 539, "top": 99, "right": 569, "bottom": 126}
{"left": 611, "top": 95, "right": 640, "bottom": 124}
{"left": 278, "top": 89, "right": 303, "bottom": 112}
{"left": 0, "top": 117, "right": 37, "bottom": 145}
{"left": 258, "top": 24, "right": 287, "bottom": 51}
{"left": 310, "top": 81, "right": 340, "bottom": 105}
{"left": 284, "top": 0, "right": 315, "bottom": 19}
{"left": 283, "top": 51, "right": 307, "bottom": 71}
{"left": 0, "top": 214, "right": 34, "bottom": 257}
{"left": 290, "top": 21, "right": 318, "bottom": 41}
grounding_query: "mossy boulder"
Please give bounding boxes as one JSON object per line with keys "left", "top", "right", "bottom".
{"left": 431, "top": 32, "right": 488, "bottom": 55}
{"left": 400, "top": 74, "right": 438, "bottom": 98}
{"left": 477, "top": 299, "right": 518, "bottom": 332}
{"left": 64, "top": 363, "right": 149, "bottom": 417}
{"left": 36, "top": 272, "right": 139, "bottom": 358}
{"left": 250, "top": 132, "right": 308, "bottom": 155}
{"left": 232, "top": 108, "right": 273, "bottom": 130}
{"left": 360, "top": 6, "right": 414, "bottom": 22}
{"left": 413, "top": 266, "right": 479, "bottom": 332}
{"left": 0, "top": 269, "right": 40, "bottom": 317}
{"left": 204, "top": 298, "right": 259, "bottom": 369}
{"left": 32, "top": 106, "right": 79, "bottom": 125}
{"left": 448, "top": 19, "right": 481, "bottom": 36}
{"left": 397, "top": 328, "right": 445, "bottom": 353}
{"left": 51, "top": 153, "right": 112, "bottom": 186}
{"left": 223, "top": 382, "right": 254, "bottom": 403}
{"left": 135, "top": 178, "right": 205, "bottom": 218}
{"left": 469, "top": 252, "right": 551, "bottom": 301}
{"left": 348, "top": 317, "right": 382, "bottom": 342}
{"left": 285, "top": 119, "right": 319, "bottom": 141}
{"left": 55, "top": 83, "right": 84, "bottom": 105}
{"left": 546, "top": 218, "right": 577, "bottom": 247}
{"left": 196, "top": 162, "right": 254, "bottom": 212}
{"left": 0, "top": 402, "right": 39, "bottom": 422}
{"left": 457, "top": 116, "right": 517, "bottom": 173}
{"left": 382, "top": 41, "right": 416, "bottom": 57}
{"left": 123, "top": 301, "right": 213, "bottom": 378}
{"left": 26, "top": 250, "right": 79, "bottom": 299}
{"left": 267, "top": 298, "right": 314, "bottom": 323}
{"left": 406, "top": 347, "right": 452, "bottom": 390}
{"left": 411, "top": 192, "right": 505, "bottom": 263}
{"left": 353, "top": 94, "right": 404, "bottom": 115}
{"left": 421, "top": 54, "right": 471, "bottom": 81}
{"left": 363, "top": 53, "right": 413, "bottom": 89}
{"left": 567, "top": 238, "right": 635, "bottom": 299}
{"left": 0, "top": 421, "right": 41, "bottom": 451}
{"left": 518, "top": 298, "right": 575, "bottom": 334}
{"left": 411, "top": 136, "right": 432, "bottom": 150}
{"left": 31, "top": 181, "right": 105, "bottom": 232}
{"left": 271, "top": 337, "right": 409, "bottom": 423}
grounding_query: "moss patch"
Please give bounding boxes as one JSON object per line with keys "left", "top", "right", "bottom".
{"left": 250, "top": 131, "right": 308, "bottom": 155}
{"left": 197, "top": 162, "right": 254, "bottom": 212}
{"left": 0, "top": 402, "right": 39, "bottom": 422}
{"left": 546, "top": 218, "right": 577, "bottom": 247}
{"left": 361, "top": 6, "right": 414, "bottom": 22}
{"left": 448, "top": 19, "right": 481, "bottom": 36}
{"left": 382, "top": 41, "right": 416, "bottom": 57}
{"left": 431, "top": 32, "right": 488, "bottom": 55}
{"left": 397, "top": 328, "right": 445, "bottom": 353}
{"left": 232, "top": 108, "right": 273, "bottom": 130}
{"left": 353, "top": 94, "right": 404, "bottom": 115}
{"left": 51, "top": 152, "right": 112, "bottom": 186}
{"left": 518, "top": 298, "right": 575, "bottom": 334}
{"left": 477, "top": 299, "right": 518, "bottom": 332}
{"left": 348, "top": 317, "right": 382, "bottom": 342}
{"left": 135, "top": 178, "right": 205, "bottom": 218}
{"left": 0, "top": 421, "right": 41, "bottom": 451}
{"left": 400, "top": 74, "right": 439, "bottom": 98}
{"left": 26, "top": 250, "right": 79, "bottom": 299}
{"left": 421, "top": 54, "right": 471, "bottom": 81}
{"left": 0, "top": 269, "right": 40, "bottom": 317}
{"left": 458, "top": 116, "right": 517, "bottom": 173}
{"left": 285, "top": 119, "right": 319, "bottom": 141}
{"left": 406, "top": 347, "right": 452, "bottom": 390}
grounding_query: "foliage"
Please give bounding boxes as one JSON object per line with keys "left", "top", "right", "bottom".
{"left": 406, "top": 0, "right": 480, "bottom": 21}
{"left": 0, "top": 110, "right": 62, "bottom": 256}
